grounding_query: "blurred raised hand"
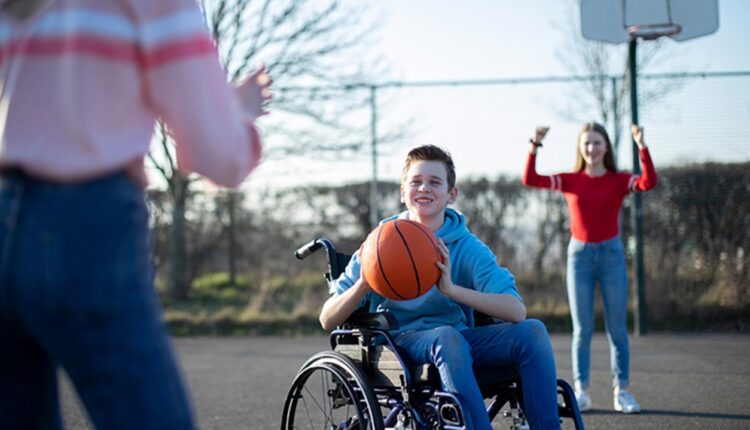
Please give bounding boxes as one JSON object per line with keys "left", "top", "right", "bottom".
{"left": 235, "top": 65, "right": 273, "bottom": 122}
{"left": 532, "top": 126, "right": 550, "bottom": 144}
{"left": 631, "top": 124, "right": 646, "bottom": 149}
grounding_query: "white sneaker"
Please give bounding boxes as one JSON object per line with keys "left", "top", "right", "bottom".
{"left": 614, "top": 388, "right": 641, "bottom": 414}
{"left": 575, "top": 389, "right": 592, "bottom": 412}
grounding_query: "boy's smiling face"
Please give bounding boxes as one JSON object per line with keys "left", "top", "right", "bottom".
{"left": 401, "top": 160, "right": 457, "bottom": 223}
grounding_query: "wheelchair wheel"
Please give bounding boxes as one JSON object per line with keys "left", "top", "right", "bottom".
{"left": 281, "top": 351, "right": 384, "bottom": 430}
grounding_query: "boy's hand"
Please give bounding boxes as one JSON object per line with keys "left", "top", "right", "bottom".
{"left": 435, "top": 239, "right": 458, "bottom": 296}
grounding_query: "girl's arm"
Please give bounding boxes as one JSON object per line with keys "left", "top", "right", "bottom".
{"left": 629, "top": 125, "right": 658, "bottom": 191}
{"left": 522, "top": 126, "right": 555, "bottom": 189}
{"left": 144, "top": 1, "right": 271, "bottom": 188}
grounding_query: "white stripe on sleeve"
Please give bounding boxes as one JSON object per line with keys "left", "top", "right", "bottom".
{"left": 628, "top": 175, "right": 639, "bottom": 191}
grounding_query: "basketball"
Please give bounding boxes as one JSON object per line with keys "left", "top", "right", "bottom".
{"left": 360, "top": 219, "right": 442, "bottom": 301}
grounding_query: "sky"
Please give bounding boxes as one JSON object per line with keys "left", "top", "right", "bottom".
{"left": 245, "top": 0, "right": 750, "bottom": 190}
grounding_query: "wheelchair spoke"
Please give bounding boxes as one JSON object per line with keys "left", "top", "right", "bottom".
{"left": 299, "top": 380, "right": 336, "bottom": 428}
{"left": 297, "top": 394, "right": 317, "bottom": 429}
{"left": 282, "top": 352, "right": 384, "bottom": 430}
{"left": 317, "top": 366, "right": 332, "bottom": 425}
{"left": 290, "top": 367, "right": 363, "bottom": 429}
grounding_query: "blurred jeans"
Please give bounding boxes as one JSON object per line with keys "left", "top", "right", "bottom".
{"left": 0, "top": 171, "right": 194, "bottom": 429}
{"left": 567, "top": 236, "right": 630, "bottom": 390}
{"left": 396, "top": 319, "right": 560, "bottom": 430}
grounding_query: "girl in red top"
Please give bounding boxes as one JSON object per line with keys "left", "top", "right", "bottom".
{"left": 522, "top": 123, "right": 657, "bottom": 414}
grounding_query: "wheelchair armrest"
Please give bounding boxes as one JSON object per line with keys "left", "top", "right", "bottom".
{"left": 474, "top": 311, "right": 502, "bottom": 327}
{"left": 344, "top": 311, "right": 399, "bottom": 331}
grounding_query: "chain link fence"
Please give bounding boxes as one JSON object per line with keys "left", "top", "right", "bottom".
{"left": 150, "top": 71, "right": 750, "bottom": 332}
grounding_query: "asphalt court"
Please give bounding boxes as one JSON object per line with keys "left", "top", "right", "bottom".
{"left": 61, "top": 333, "right": 750, "bottom": 429}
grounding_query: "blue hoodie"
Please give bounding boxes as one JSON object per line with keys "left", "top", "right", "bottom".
{"left": 331, "top": 208, "right": 522, "bottom": 336}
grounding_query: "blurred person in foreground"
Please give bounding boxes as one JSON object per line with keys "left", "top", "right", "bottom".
{"left": 0, "top": 0, "right": 271, "bottom": 428}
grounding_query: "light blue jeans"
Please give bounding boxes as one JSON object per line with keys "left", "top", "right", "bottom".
{"left": 396, "top": 320, "right": 560, "bottom": 430}
{"left": 0, "top": 171, "right": 194, "bottom": 429}
{"left": 567, "top": 236, "right": 630, "bottom": 390}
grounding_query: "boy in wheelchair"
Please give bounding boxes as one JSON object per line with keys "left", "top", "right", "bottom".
{"left": 318, "top": 145, "right": 564, "bottom": 430}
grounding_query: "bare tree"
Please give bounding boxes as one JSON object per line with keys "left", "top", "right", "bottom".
{"left": 455, "top": 176, "right": 528, "bottom": 269}
{"left": 529, "top": 191, "right": 568, "bottom": 283}
{"left": 554, "top": 0, "right": 685, "bottom": 153}
{"left": 641, "top": 163, "right": 750, "bottom": 312}
{"left": 147, "top": 124, "right": 193, "bottom": 300}
{"left": 201, "top": 0, "right": 386, "bottom": 158}
{"left": 149, "top": 0, "right": 385, "bottom": 300}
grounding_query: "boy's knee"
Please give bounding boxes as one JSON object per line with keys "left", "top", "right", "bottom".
{"left": 430, "top": 326, "right": 470, "bottom": 361}
{"left": 515, "top": 319, "right": 553, "bottom": 353}
{"left": 518, "top": 318, "right": 548, "bottom": 337}
{"left": 434, "top": 326, "right": 466, "bottom": 348}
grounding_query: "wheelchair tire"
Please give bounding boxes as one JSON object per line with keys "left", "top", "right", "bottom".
{"left": 281, "top": 351, "right": 384, "bottom": 430}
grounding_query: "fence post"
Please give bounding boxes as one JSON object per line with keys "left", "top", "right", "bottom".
{"left": 369, "top": 85, "right": 379, "bottom": 229}
{"left": 629, "top": 40, "right": 648, "bottom": 336}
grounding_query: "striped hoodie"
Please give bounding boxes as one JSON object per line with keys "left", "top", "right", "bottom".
{"left": 0, "top": 0, "right": 262, "bottom": 187}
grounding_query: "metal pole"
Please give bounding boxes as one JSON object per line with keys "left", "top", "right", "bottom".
{"left": 228, "top": 190, "right": 236, "bottom": 285}
{"left": 369, "top": 86, "right": 379, "bottom": 229}
{"left": 628, "top": 39, "right": 647, "bottom": 336}
{"left": 611, "top": 77, "right": 620, "bottom": 156}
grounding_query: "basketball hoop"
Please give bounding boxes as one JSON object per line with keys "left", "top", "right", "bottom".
{"left": 580, "top": 0, "right": 718, "bottom": 44}
{"left": 627, "top": 23, "right": 682, "bottom": 41}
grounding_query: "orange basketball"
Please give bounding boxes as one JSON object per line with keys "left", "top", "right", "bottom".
{"left": 361, "top": 219, "right": 442, "bottom": 301}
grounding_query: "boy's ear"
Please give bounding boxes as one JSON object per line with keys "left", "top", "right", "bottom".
{"left": 400, "top": 185, "right": 405, "bottom": 203}
{"left": 447, "top": 187, "right": 458, "bottom": 204}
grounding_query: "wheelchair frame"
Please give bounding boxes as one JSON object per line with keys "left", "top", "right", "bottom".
{"left": 281, "top": 238, "right": 584, "bottom": 430}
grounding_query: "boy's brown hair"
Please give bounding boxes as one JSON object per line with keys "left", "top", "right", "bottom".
{"left": 401, "top": 145, "right": 456, "bottom": 189}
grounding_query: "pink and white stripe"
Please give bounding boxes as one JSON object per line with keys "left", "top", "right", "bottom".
{"left": 0, "top": 7, "right": 216, "bottom": 67}
{"left": 0, "top": 0, "right": 262, "bottom": 188}
{"left": 628, "top": 175, "right": 639, "bottom": 192}
{"left": 550, "top": 174, "right": 562, "bottom": 191}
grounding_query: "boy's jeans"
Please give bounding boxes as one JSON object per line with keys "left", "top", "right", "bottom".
{"left": 567, "top": 236, "right": 630, "bottom": 390}
{"left": 0, "top": 171, "right": 194, "bottom": 429}
{"left": 396, "top": 319, "right": 560, "bottom": 430}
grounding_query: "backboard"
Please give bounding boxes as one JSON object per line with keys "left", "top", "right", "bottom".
{"left": 580, "top": 0, "right": 719, "bottom": 44}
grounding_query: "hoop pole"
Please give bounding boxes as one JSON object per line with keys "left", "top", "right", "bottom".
{"left": 628, "top": 40, "right": 647, "bottom": 336}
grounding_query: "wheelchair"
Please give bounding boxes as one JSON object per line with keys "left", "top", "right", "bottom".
{"left": 281, "top": 238, "right": 585, "bottom": 430}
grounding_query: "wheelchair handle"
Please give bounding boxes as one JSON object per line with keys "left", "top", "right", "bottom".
{"left": 295, "top": 237, "right": 338, "bottom": 261}
{"left": 294, "top": 239, "right": 324, "bottom": 260}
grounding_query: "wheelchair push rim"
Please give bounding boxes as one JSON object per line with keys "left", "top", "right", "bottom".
{"left": 281, "top": 351, "right": 384, "bottom": 430}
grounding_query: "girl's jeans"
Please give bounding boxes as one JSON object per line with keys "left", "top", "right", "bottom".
{"left": 0, "top": 171, "right": 194, "bottom": 429}
{"left": 567, "top": 236, "right": 630, "bottom": 391}
{"left": 396, "top": 319, "right": 560, "bottom": 430}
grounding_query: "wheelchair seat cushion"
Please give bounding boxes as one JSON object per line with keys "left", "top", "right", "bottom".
{"left": 335, "top": 343, "right": 519, "bottom": 389}
{"left": 411, "top": 362, "right": 518, "bottom": 387}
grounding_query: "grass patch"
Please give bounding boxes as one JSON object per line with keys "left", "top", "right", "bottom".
{"left": 165, "top": 310, "right": 324, "bottom": 336}
{"left": 160, "top": 272, "right": 750, "bottom": 336}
